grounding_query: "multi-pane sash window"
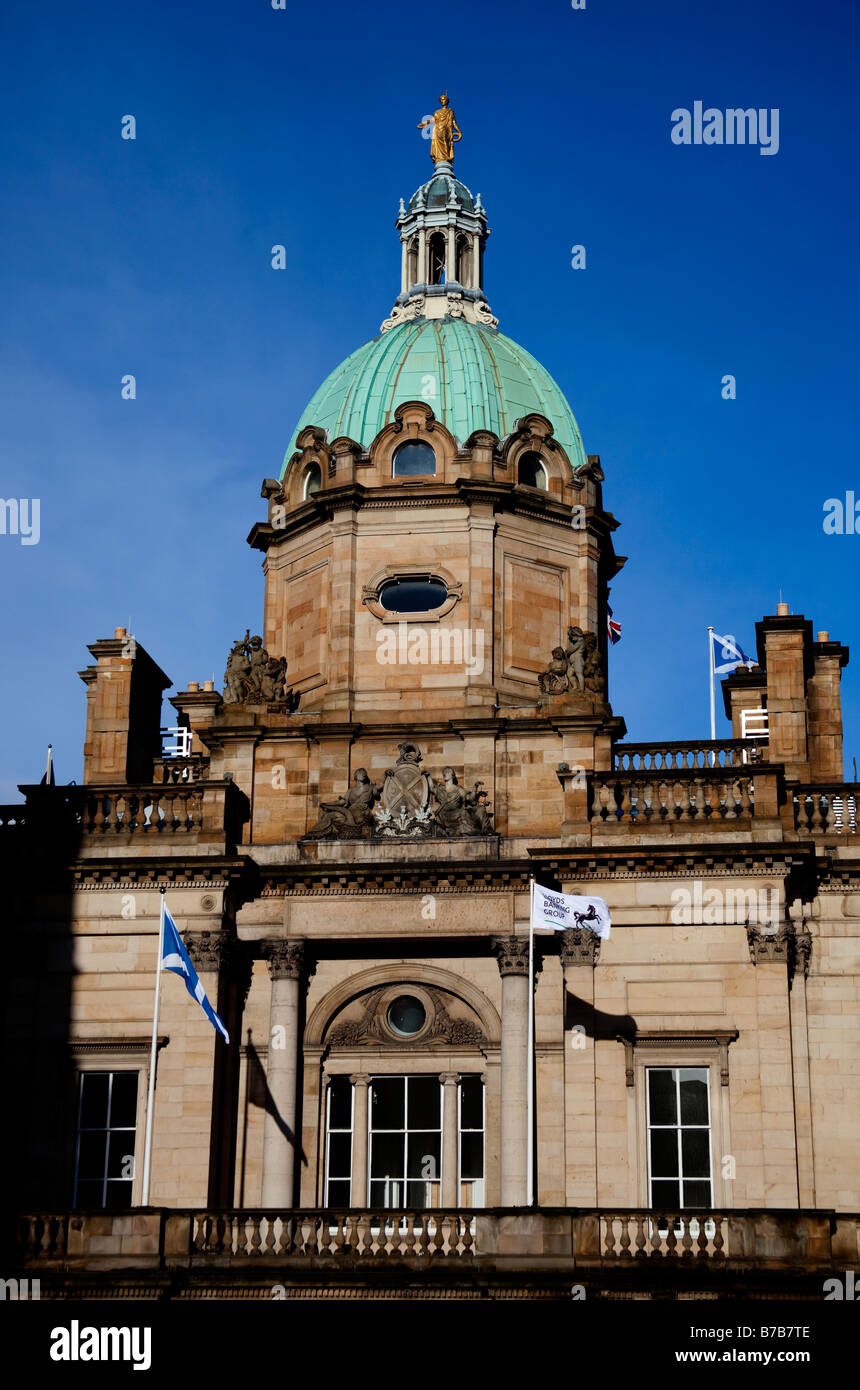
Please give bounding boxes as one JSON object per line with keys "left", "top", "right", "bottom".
{"left": 73, "top": 1071, "right": 139, "bottom": 1209}
{"left": 459, "top": 1076, "right": 485, "bottom": 1207}
{"left": 646, "top": 1067, "right": 712, "bottom": 1209}
{"left": 369, "top": 1076, "right": 441, "bottom": 1209}
{"left": 324, "top": 1075, "right": 353, "bottom": 1206}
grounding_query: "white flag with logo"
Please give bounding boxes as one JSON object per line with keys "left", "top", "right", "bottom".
{"left": 531, "top": 884, "right": 611, "bottom": 939}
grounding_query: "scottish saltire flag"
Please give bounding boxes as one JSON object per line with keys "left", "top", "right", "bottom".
{"left": 607, "top": 605, "right": 622, "bottom": 646}
{"left": 712, "top": 632, "right": 753, "bottom": 674}
{"left": 532, "top": 883, "right": 611, "bottom": 939}
{"left": 161, "top": 904, "right": 229, "bottom": 1042}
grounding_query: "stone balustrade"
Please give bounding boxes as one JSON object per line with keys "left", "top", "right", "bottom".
{"left": 75, "top": 785, "right": 206, "bottom": 834}
{"left": 612, "top": 740, "right": 760, "bottom": 772}
{"left": 590, "top": 771, "right": 761, "bottom": 824}
{"left": 152, "top": 755, "right": 211, "bottom": 785}
{"left": 0, "top": 781, "right": 249, "bottom": 853}
{"left": 15, "top": 1208, "right": 860, "bottom": 1277}
{"left": 794, "top": 785, "right": 859, "bottom": 835}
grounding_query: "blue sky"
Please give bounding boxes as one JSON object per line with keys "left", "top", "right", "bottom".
{"left": 1, "top": 0, "right": 859, "bottom": 796}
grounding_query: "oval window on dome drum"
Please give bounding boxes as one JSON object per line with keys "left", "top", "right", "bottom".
{"left": 303, "top": 462, "right": 322, "bottom": 497}
{"left": 379, "top": 577, "right": 448, "bottom": 613}
{"left": 392, "top": 441, "right": 436, "bottom": 477}
{"left": 517, "top": 451, "right": 548, "bottom": 490}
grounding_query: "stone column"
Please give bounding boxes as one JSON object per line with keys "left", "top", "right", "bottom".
{"left": 440, "top": 1072, "right": 460, "bottom": 1207}
{"left": 350, "top": 1074, "right": 369, "bottom": 1207}
{"left": 491, "top": 936, "right": 530, "bottom": 1206}
{"left": 260, "top": 941, "right": 306, "bottom": 1208}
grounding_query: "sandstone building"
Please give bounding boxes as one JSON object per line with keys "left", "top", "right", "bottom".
{"left": 5, "top": 137, "right": 860, "bottom": 1300}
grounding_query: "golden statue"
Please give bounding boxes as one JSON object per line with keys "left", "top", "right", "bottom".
{"left": 418, "top": 94, "right": 462, "bottom": 165}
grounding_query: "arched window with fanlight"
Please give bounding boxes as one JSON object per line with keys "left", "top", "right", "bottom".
{"left": 303, "top": 462, "right": 322, "bottom": 498}
{"left": 392, "top": 441, "right": 436, "bottom": 478}
{"left": 517, "top": 451, "right": 548, "bottom": 490}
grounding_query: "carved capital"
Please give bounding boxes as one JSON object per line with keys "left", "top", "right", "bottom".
{"left": 491, "top": 935, "right": 530, "bottom": 977}
{"left": 262, "top": 939, "right": 310, "bottom": 982}
{"left": 439, "top": 1072, "right": 461, "bottom": 1086}
{"left": 185, "top": 931, "right": 229, "bottom": 972}
{"left": 349, "top": 1074, "right": 370, "bottom": 1089}
{"left": 794, "top": 923, "right": 813, "bottom": 979}
{"left": 560, "top": 927, "right": 601, "bottom": 968}
{"left": 747, "top": 924, "right": 791, "bottom": 965}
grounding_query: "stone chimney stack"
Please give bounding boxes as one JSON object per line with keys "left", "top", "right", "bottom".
{"left": 79, "top": 629, "right": 171, "bottom": 785}
{"left": 807, "top": 631, "right": 850, "bottom": 783}
{"left": 755, "top": 608, "right": 814, "bottom": 781}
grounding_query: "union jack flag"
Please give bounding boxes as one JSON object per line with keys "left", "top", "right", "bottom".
{"left": 607, "top": 605, "right": 622, "bottom": 646}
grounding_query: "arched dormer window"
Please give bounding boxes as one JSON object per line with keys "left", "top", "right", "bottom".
{"left": 393, "top": 441, "right": 436, "bottom": 477}
{"left": 517, "top": 451, "right": 548, "bottom": 490}
{"left": 303, "top": 461, "right": 322, "bottom": 498}
{"left": 428, "top": 232, "right": 446, "bottom": 286}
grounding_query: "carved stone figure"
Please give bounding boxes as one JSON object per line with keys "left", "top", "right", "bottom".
{"left": 583, "top": 632, "right": 605, "bottom": 695}
{"left": 246, "top": 635, "right": 268, "bottom": 698}
{"left": 538, "top": 627, "right": 605, "bottom": 701}
{"left": 222, "top": 633, "right": 299, "bottom": 709}
{"left": 432, "top": 767, "right": 491, "bottom": 835}
{"left": 565, "top": 626, "right": 587, "bottom": 692}
{"left": 538, "top": 646, "right": 570, "bottom": 695}
{"left": 223, "top": 631, "right": 251, "bottom": 703}
{"left": 304, "top": 769, "right": 380, "bottom": 840}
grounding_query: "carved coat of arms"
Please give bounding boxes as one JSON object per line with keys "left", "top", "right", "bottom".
{"left": 374, "top": 743, "right": 434, "bottom": 836}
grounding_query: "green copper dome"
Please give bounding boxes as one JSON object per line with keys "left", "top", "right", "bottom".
{"left": 281, "top": 318, "right": 587, "bottom": 475}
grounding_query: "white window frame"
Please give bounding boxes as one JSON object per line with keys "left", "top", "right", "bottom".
{"left": 72, "top": 1063, "right": 146, "bottom": 1209}
{"left": 323, "top": 1076, "right": 354, "bottom": 1207}
{"left": 368, "top": 1075, "right": 442, "bottom": 1210}
{"left": 632, "top": 1051, "right": 730, "bottom": 1212}
{"left": 458, "top": 1074, "right": 486, "bottom": 1207}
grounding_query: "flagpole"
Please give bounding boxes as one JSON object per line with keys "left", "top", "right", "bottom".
{"left": 140, "top": 888, "right": 165, "bottom": 1206}
{"left": 527, "top": 876, "right": 535, "bottom": 1207}
{"left": 707, "top": 626, "right": 716, "bottom": 741}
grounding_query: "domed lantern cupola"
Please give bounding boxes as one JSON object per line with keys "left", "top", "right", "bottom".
{"left": 383, "top": 94, "right": 497, "bottom": 331}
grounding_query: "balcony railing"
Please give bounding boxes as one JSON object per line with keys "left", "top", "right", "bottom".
{"left": 2, "top": 780, "right": 249, "bottom": 853}
{"left": 794, "top": 785, "right": 859, "bottom": 835}
{"left": 192, "top": 1210, "right": 475, "bottom": 1259}
{"left": 16, "top": 1208, "right": 859, "bottom": 1273}
{"left": 590, "top": 771, "right": 761, "bottom": 824}
{"left": 612, "top": 740, "right": 761, "bottom": 772}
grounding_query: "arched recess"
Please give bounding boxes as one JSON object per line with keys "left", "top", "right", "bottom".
{"left": 456, "top": 234, "right": 471, "bottom": 286}
{"left": 305, "top": 962, "right": 501, "bottom": 1046}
